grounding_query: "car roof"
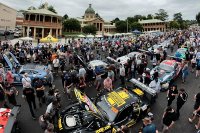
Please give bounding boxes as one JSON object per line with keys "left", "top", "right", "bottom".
{"left": 89, "top": 60, "right": 108, "bottom": 67}
{"left": 161, "top": 60, "right": 176, "bottom": 66}
{"left": 21, "top": 64, "right": 46, "bottom": 70}
{"left": 98, "top": 88, "right": 138, "bottom": 113}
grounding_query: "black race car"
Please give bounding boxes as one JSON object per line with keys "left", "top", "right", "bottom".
{"left": 58, "top": 85, "right": 154, "bottom": 133}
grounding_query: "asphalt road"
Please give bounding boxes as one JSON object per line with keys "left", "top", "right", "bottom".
{"left": 12, "top": 46, "right": 200, "bottom": 133}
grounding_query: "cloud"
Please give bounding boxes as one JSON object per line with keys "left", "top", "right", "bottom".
{"left": 0, "top": 0, "right": 199, "bottom": 21}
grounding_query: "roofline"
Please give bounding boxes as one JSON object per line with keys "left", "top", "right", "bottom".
{"left": 0, "top": 2, "right": 17, "bottom": 11}
{"left": 21, "top": 10, "right": 62, "bottom": 18}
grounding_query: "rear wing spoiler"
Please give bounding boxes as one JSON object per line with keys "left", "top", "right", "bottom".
{"left": 129, "top": 78, "right": 157, "bottom": 96}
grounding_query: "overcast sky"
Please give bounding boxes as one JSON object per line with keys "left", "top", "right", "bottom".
{"left": 1, "top": 0, "right": 200, "bottom": 21}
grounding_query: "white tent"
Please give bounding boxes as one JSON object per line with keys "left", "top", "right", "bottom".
{"left": 77, "top": 34, "right": 85, "bottom": 38}
{"left": 104, "top": 33, "right": 113, "bottom": 37}
{"left": 86, "top": 34, "right": 94, "bottom": 38}
{"left": 95, "top": 34, "right": 103, "bottom": 38}
{"left": 114, "top": 33, "right": 122, "bottom": 36}
{"left": 19, "top": 37, "right": 33, "bottom": 41}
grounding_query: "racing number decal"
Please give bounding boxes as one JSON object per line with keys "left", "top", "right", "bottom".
{"left": 95, "top": 125, "right": 112, "bottom": 133}
{"left": 107, "top": 91, "right": 129, "bottom": 107}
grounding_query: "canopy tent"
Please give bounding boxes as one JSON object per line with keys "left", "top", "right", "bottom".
{"left": 86, "top": 34, "right": 94, "bottom": 38}
{"left": 77, "top": 34, "right": 85, "bottom": 38}
{"left": 40, "top": 35, "right": 58, "bottom": 43}
{"left": 104, "top": 33, "right": 113, "bottom": 37}
{"left": 125, "top": 33, "right": 133, "bottom": 35}
{"left": 132, "top": 30, "right": 142, "bottom": 34}
{"left": 19, "top": 37, "right": 33, "bottom": 41}
{"left": 114, "top": 33, "right": 122, "bottom": 36}
{"left": 95, "top": 34, "right": 103, "bottom": 38}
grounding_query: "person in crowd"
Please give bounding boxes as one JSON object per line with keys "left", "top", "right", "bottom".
{"left": 78, "top": 76, "right": 86, "bottom": 93}
{"left": 138, "top": 73, "right": 151, "bottom": 85}
{"left": 189, "top": 92, "right": 200, "bottom": 129}
{"left": 34, "top": 78, "right": 45, "bottom": 107}
{"left": 22, "top": 73, "right": 32, "bottom": 89}
{"left": 86, "top": 66, "right": 95, "bottom": 87}
{"left": 149, "top": 78, "right": 161, "bottom": 93}
{"left": 182, "top": 62, "right": 189, "bottom": 83}
{"left": 95, "top": 72, "right": 102, "bottom": 91}
{"left": 107, "top": 67, "right": 115, "bottom": 82}
{"left": 191, "top": 56, "right": 196, "bottom": 73}
{"left": 23, "top": 86, "right": 37, "bottom": 120}
{"left": 0, "top": 84, "right": 9, "bottom": 108}
{"left": 46, "top": 69, "right": 54, "bottom": 89}
{"left": 139, "top": 117, "right": 158, "bottom": 133}
{"left": 196, "top": 57, "right": 200, "bottom": 78}
{"left": 162, "top": 106, "right": 177, "bottom": 133}
{"left": 176, "top": 88, "right": 188, "bottom": 119}
{"left": 5, "top": 70, "right": 14, "bottom": 85}
{"left": 46, "top": 89, "right": 56, "bottom": 106}
{"left": 0, "top": 63, "right": 5, "bottom": 84}
{"left": 78, "top": 65, "right": 86, "bottom": 81}
{"left": 4, "top": 81, "right": 18, "bottom": 106}
{"left": 167, "top": 85, "right": 178, "bottom": 107}
{"left": 103, "top": 76, "right": 113, "bottom": 92}
{"left": 119, "top": 64, "right": 126, "bottom": 86}
{"left": 52, "top": 56, "right": 59, "bottom": 76}
{"left": 39, "top": 113, "right": 50, "bottom": 130}
{"left": 45, "top": 100, "right": 58, "bottom": 124}
{"left": 44, "top": 123, "right": 54, "bottom": 133}
{"left": 64, "top": 73, "right": 73, "bottom": 100}
{"left": 131, "top": 60, "right": 136, "bottom": 78}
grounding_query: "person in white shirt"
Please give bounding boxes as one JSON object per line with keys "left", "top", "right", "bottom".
{"left": 119, "top": 64, "right": 126, "bottom": 85}
{"left": 78, "top": 65, "right": 86, "bottom": 81}
{"left": 22, "top": 73, "right": 32, "bottom": 89}
{"left": 53, "top": 56, "right": 59, "bottom": 76}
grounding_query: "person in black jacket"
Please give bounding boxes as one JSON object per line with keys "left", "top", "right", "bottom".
{"left": 23, "top": 87, "right": 37, "bottom": 119}
{"left": 176, "top": 89, "right": 188, "bottom": 119}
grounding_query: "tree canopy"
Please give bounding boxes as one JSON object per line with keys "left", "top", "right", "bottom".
{"left": 82, "top": 25, "right": 97, "bottom": 35}
{"left": 38, "top": 3, "right": 57, "bottom": 14}
{"left": 196, "top": 12, "right": 200, "bottom": 25}
{"left": 63, "top": 18, "right": 81, "bottom": 32}
{"left": 155, "top": 9, "right": 168, "bottom": 21}
{"left": 115, "top": 20, "right": 127, "bottom": 33}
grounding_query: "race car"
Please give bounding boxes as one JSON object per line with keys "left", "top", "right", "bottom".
{"left": 150, "top": 60, "right": 182, "bottom": 91}
{"left": 174, "top": 48, "right": 187, "bottom": 60}
{"left": 88, "top": 60, "right": 108, "bottom": 77}
{"left": 58, "top": 87, "right": 151, "bottom": 133}
{"left": 3, "top": 52, "right": 47, "bottom": 84}
{"left": 0, "top": 106, "right": 20, "bottom": 133}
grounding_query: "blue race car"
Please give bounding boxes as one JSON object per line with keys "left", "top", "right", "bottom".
{"left": 3, "top": 52, "right": 47, "bottom": 84}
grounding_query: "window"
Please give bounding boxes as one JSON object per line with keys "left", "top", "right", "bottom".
{"left": 115, "top": 105, "right": 133, "bottom": 123}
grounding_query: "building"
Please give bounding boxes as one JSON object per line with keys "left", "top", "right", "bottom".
{"left": 21, "top": 3, "right": 62, "bottom": 39}
{"left": 139, "top": 19, "right": 167, "bottom": 32}
{"left": 0, "top": 2, "right": 17, "bottom": 30}
{"left": 77, "top": 4, "right": 116, "bottom": 34}
{"left": 16, "top": 11, "right": 24, "bottom": 29}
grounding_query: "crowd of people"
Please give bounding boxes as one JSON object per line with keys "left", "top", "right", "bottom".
{"left": 0, "top": 28, "right": 200, "bottom": 133}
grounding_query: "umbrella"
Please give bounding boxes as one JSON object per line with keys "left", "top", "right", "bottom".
{"left": 86, "top": 34, "right": 94, "bottom": 38}
{"left": 19, "top": 37, "right": 33, "bottom": 41}
{"left": 95, "top": 34, "right": 103, "bottom": 38}
{"left": 77, "top": 34, "right": 85, "bottom": 38}
{"left": 40, "top": 34, "right": 58, "bottom": 43}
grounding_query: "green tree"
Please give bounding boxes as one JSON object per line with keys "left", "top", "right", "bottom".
{"left": 115, "top": 20, "right": 127, "bottom": 33}
{"left": 133, "top": 15, "right": 146, "bottom": 22}
{"left": 28, "top": 6, "right": 36, "bottom": 10}
{"left": 131, "top": 22, "right": 143, "bottom": 31}
{"left": 196, "top": 12, "right": 200, "bottom": 25}
{"left": 82, "top": 25, "right": 97, "bottom": 35}
{"left": 155, "top": 9, "right": 168, "bottom": 21}
{"left": 48, "top": 5, "right": 57, "bottom": 14}
{"left": 111, "top": 17, "right": 120, "bottom": 24}
{"left": 173, "top": 12, "right": 183, "bottom": 22}
{"left": 63, "top": 14, "right": 68, "bottom": 21}
{"left": 147, "top": 14, "right": 153, "bottom": 19}
{"left": 38, "top": 3, "right": 57, "bottom": 14}
{"left": 63, "top": 18, "right": 81, "bottom": 32}
{"left": 169, "top": 21, "right": 180, "bottom": 29}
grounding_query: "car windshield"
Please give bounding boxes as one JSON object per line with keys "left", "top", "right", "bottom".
{"left": 177, "top": 49, "right": 186, "bottom": 54}
{"left": 97, "top": 97, "right": 117, "bottom": 122}
{"left": 159, "top": 63, "right": 174, "bottom": 72}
